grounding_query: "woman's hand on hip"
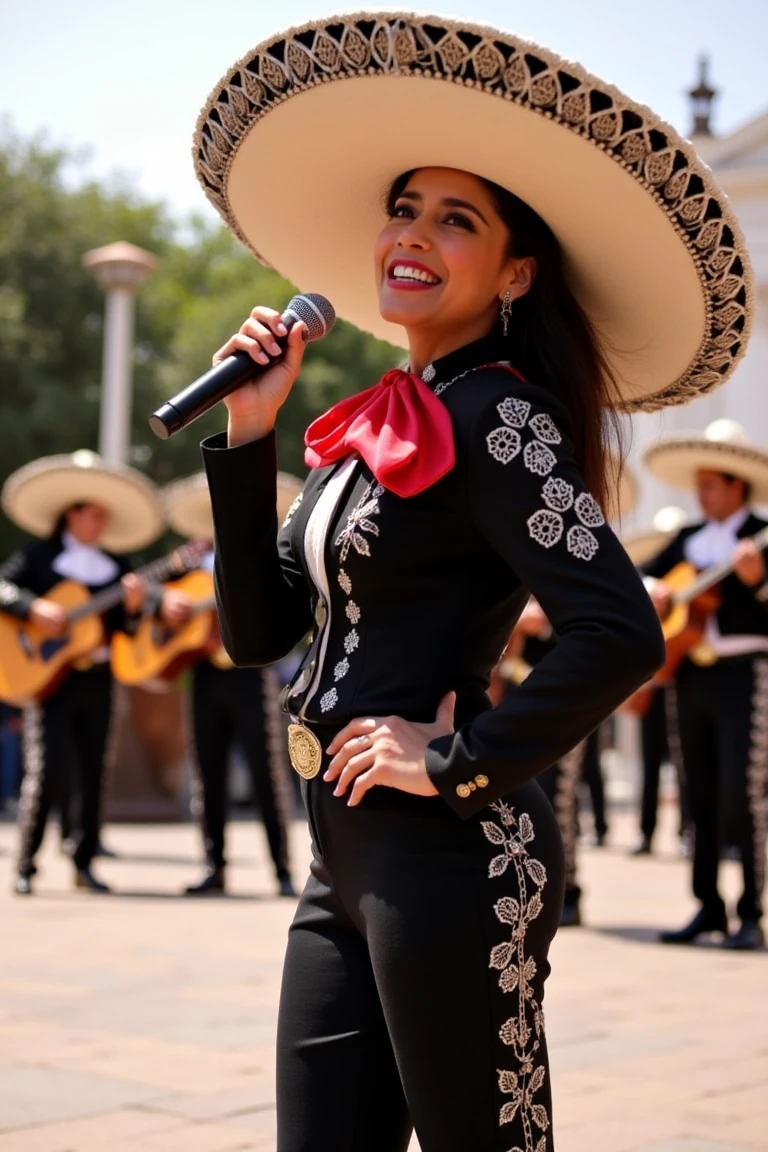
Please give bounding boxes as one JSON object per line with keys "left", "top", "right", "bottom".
{"left": 213, "top": 306, "right": 308, "bottom": 445}
{"left": 323, "top": 692, "right": 456, "bottom": 806}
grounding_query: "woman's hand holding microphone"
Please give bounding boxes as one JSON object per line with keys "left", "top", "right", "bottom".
{"left": 213, "top": 306, "right": 308, "bottom": 447}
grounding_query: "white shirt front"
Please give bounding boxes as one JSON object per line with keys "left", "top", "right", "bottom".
{"left": 684, "top": 507, "right": 768, "bottom": 657}
{"left": 52, "top": 531, "right": 120, "bottom": 585}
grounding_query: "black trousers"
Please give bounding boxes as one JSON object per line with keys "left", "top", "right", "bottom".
{"left": 190, "top": 662, "right": 293, "bottom": 879}
{"left": 17, "top": 665, "right": 113, "bottom": 876}
{"left": 676, "top": 656, "right": 768, "bottom": 922}
{"left": 639, "top": 685, "right": 689, "bottom": 841}
{"left": 277, "top": 729, "right": 565, "bottom": 1152}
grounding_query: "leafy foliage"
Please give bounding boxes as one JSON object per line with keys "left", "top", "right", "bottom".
{"left": 0, "top": 128, "right": 401, "bottom": 556}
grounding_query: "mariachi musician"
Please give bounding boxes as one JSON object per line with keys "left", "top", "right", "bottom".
{"left": 622, "top": 505, "right": 690, "bottom": 857}
{"left": 642, "top": 420, "right": 768, "bottom": 950}
{"left": 0, "top": 450, "right": 165, "bottom": 895}
{"left": 160, "top": 471, "right": 300, "bottom": 898}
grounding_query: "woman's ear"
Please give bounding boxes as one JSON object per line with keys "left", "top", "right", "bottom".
{"left": 503, "top": 257, "right": 537, "bottom": 303}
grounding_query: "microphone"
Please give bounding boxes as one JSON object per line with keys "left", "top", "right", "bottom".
{"left": 149, "top": 293, "right": 336, "bottom": 440}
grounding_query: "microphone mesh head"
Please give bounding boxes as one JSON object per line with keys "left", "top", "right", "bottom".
{"left": 283, "top": 294, "right": 336, "bottom": 342}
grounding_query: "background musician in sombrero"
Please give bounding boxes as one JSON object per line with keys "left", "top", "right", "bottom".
{"left": 642, "top": 421, "right": 768, "bottom": 950}
{"left": 185, "top": 11, "right": 748, "bottom": 1149}
{"left": 159, "top": 472, "right": 298, "bottom": 898}
{"left": 623, "top": 506, "right": 691, "bottom": 859}
{"left": 0, "top": 450, "right": 164, "bottom": 896}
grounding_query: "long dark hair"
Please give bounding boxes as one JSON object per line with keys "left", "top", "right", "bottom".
{"left": 385, "top": 171, "right": 624, "bottom": 514}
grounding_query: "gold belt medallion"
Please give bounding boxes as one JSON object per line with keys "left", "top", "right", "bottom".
{"left": 287, "top": 723, "right": 323, "bottom": 780}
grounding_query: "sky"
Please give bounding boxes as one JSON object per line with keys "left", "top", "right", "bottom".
{"left": 2, "top": 0, "right": 766, "bottom": 226}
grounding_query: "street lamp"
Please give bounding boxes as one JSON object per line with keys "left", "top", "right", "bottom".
{"left": 82, "top": 241, "right": 158, "bottom": 464}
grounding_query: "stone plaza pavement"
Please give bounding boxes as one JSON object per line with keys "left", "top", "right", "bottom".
{"left": 0, "top": 805, "right": 766, "bottom": 1152}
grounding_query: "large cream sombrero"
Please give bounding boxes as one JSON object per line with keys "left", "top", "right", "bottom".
{"left": 622, "top": 505, "right": 689, "bottom": 566}
{"left": 193, "top": 11, "right": 752, "bottom": 412}
{"left": 164, "top": 471, "right": 304, "bottom": 538}
{"left": 643, "top": 419, "right": 768, "bottom": 504}
{"left": 607, "top": 457, "right": 637, "bottom": 524}
{"left": 1, "top": 450, "right": 165, "bottom": 553}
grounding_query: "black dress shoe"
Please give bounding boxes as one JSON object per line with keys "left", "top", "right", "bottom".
{"left": 278, "top": 875, "right": 297, "bottom": 898}
{"left": 14, "top": 874, "right": 32, "bottom": 896}
{"left": 659, "top": 905, "right": 727, "bottom": 944}
{"left": 184, "top": 868, "right": 225, "bottom": 895}
{"left": 630, "top": 838, "right": 652, "bottom": 857}
{"left": 94, "top": 842, "right": 118, "bottom": 859}
{"left": 559, "top": 902, "right": 582, "bottom": 928}
{"left": 723, "top": 920, "right": 765, "bottom": 951}
{"left": 75, "top": 867, "right": 111, "bottom": 894}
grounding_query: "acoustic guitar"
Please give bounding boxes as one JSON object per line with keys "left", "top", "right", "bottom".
{"left": 624, "top": 524, "right": 768, "bottom": 715}
{"left": 0, "top": 542, "right": 206, "bottom": 707}
{"left": 111, "top": 568, "right": 231, "bottom": 685}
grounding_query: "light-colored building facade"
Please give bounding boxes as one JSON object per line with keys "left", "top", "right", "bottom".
{"left": 626, "top": 65, "right": 768, "bottom": 529}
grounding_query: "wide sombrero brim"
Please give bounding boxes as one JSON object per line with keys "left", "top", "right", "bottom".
{"left": 622, "top": 528, "right": 677, "bottom": 567}
{"left": 1, "top": 451, "right": 165, "bottom": 553}
{"left": 644, "top": 437, "right": 768, "bottom": 504}
{"left": 193, "top": 11, "right": 752, "bottom": 413}
{"left": 164, "top": 471, "right": 304, "bottom": 538}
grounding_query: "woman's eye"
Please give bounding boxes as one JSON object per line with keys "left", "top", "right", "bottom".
{"left": 445, "top": 212, "right": 474, "bottom": 231}
{"left": 391, "top": 202, "right": 415, "bottom": 219}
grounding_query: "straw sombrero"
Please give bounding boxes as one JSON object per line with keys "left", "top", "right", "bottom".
{"left": 622, "top": 505, "right": 689, "bottom": 566}
{"left": 607, "top": 457, "right": 637, "bottom": 524}
{"left": 1, "top": 450, "right": 165, "bottom": 553}
{"left": 193, "top": 11, "right": 752, "bottom": 412}
{"left": 164, "top": 471, "right": 304, "bottom": 539}
{"left": 643, "top": 420, "right": 768, "bottom": 504}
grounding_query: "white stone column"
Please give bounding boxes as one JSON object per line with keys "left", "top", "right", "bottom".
{"left": 82, "top": 242, "right": 158, "bottom": 465}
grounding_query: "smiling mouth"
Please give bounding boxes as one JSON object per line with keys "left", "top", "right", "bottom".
{"left": 387, "top": 261, "right": 441, "bottom": 287}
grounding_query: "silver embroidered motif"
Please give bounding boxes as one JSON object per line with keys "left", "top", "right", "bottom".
{"left": 541, "top": 476, "right": 574, "bottom": 513}
{"left": 498, "top": 397, "right": 531, "bottom": 429}
{"left": 567, "top": 524, "right": 600, "bottom": 561}
{"left": 483, "top": 800, "right": 549, "bottom": 1149}
{"left": 487, "top": 427, "right": 522, "bottom": 465}
{"left": 523, "top": 441, "right": 557, "bottom": 477}
{"left": 345, "top": 601, "right": 361, "bottom": 624}
{"left": 320, "top": 687, "right": 338, "bottom": 713}
{"left": 333, "top": 658, "right": 350, "bottom": 681}
{"left": 527, "top": 510, "right": 564, "bottom": 549}
{"left": 281, "top": 491, "right": 303, "bottom": 527}
{"left": 338, "top": 570, "right": 352, "bottom": 594}
{"left": 528, "top": 413, "right": 562, "bottom": 445}
{"left": 574, "top": 492, "right": 605, "bottom": 528}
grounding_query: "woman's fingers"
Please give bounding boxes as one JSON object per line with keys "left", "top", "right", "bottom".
{"left": 347, "top": 768, "right": 378, "bottom": 807}
{"left": 325, "top": 717, "right": 378, "bottom": 758}
{"left": 330, "top": 748, "right": 377, "bottom": 797}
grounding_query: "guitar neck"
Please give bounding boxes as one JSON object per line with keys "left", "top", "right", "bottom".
{"left": 67, "top": 553, "right": 188, "bottom": 623}
{"left": 673, "top": 524, "right": 768, "bottom": 607}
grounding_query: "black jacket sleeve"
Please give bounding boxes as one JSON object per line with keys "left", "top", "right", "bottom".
{"left": 201, "top": 431, "right": 312, "bottom": 666}
{"left": 426, "top": 385, "right": 665, "bottom": 817}
{"left": 0, "top": 549, "right": 36, "bottom": 620}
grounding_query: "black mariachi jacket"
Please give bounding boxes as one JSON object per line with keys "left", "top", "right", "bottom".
{"left": 201, "top": 335, "right": 663, "bottom": 817}
{"left": 0, "top": 533, "right": 138, "bottom": 639}
{"left": 642, "top": 514, "right": 768, "bottom": 638}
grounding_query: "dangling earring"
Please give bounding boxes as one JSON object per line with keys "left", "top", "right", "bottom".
{"left": 500, "top": 290, "right": 513, "bottom": 338}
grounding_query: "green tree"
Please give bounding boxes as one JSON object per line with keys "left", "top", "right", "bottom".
{"left": 0, "top": 128, "right": 401, "bottom": 558}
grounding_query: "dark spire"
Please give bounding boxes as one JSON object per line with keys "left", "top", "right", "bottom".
{"left": 688, "top": 55, "right": 718, "bottom": 137}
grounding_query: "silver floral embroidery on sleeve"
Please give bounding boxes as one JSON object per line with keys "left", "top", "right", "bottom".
{"left": 498, "top": 397, "right": 531, "bottom": 428}
{"left": 567, "top": 524, "right": 600, "bottom": 561}
{"left": 540, "top": 476, "right": 574, "bottom": 512}
{"left": 320, "top": 687, "right": 338, "bottom": 713}
{"left": 527, "top": 510, "right": 564, "bottom": 549}
{"left": 523, "top": 441, "right": 557, "bottom": 477}
{"left": 528, "top": 413, "right": 562, "bottom": 445}
{"left": 485, "top": 395, "right": 605, "bottom": 562}
{"left": 487, "top": 427, "right": 522, "bottom": 465}
{"left": 574, "top": 492, "right": 605, "bottom": 528}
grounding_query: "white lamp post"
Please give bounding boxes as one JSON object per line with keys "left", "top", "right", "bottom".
{"left": 82, "top": 241, "right": 158, "bottom": 464}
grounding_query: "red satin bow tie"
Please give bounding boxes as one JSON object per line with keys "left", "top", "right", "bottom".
{"left": 304, "top": 368, "right": 456, "bottom": 498}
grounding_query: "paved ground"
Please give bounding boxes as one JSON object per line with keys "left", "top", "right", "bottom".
{"left": 0, "top": 802, "right": 766, "bottom": 1152}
